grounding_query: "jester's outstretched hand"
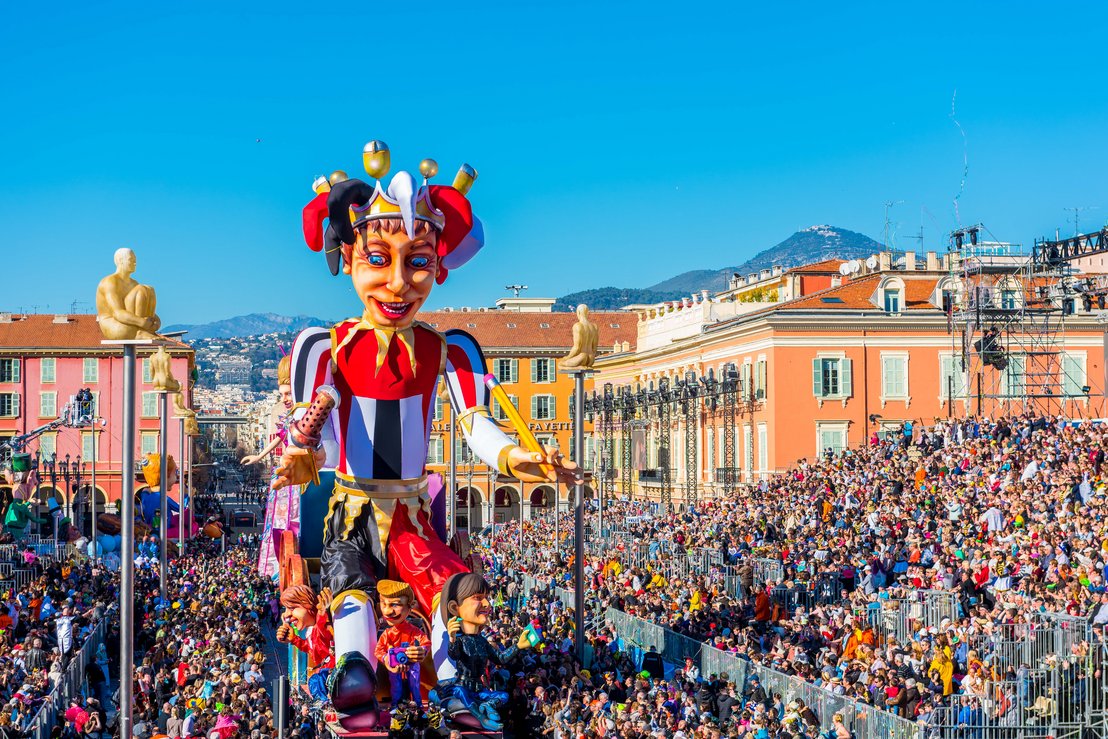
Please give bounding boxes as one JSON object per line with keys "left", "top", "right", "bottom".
{"left": 280, "top": 143, "right": 575, "bottom": 732}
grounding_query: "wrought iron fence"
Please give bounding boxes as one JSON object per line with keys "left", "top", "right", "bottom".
{"left": 604, "top": 608, "right": 918, "bottom": 739}
{"left": 25, "top": 616, "right": 109, "bottom": 739}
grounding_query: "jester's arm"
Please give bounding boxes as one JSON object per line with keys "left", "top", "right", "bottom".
{"left": 274, "top": 329, "right": 339, "bottom": 488}
{"left": 242, "top": 436, "right": 284, "bottom": 466}
{"left": 443, "top": 330, "right": 577, "bottom": 483}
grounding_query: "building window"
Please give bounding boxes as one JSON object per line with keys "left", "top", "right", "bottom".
{"left": 83, "top": 357, "right": 99, "bottom": 384}
{"left": 880, "top": 354, "right": 908, "bottom": 401}
{"left": 427, "top": 436, "right": 444, "bottom": 464}
{"left": 816, "top": 423, "right": 848, "bottom": 457}
{"left": 141, "top": 432, "right": 159, "bottom": 456}
{"left": 531, "top": 394, "right": 555, "bottom": 421}
{"left": 39, "top": 433, "right": 56, "bottom": 459}
{"left": 531, "top": 358, "right": 555, "bottom": 384}
{"left": 40, "top": 358, "right": 56, "bottom": 384}
{"left": 142, "top": 358, "right": 153, "bottom": 384}
{"left": 755, "top": 360, "right": 767, "bottom": 400}
{"left": 141, "top": 392, "right": 158, "bottom": 418}
{"left": 940, "top": 355, "right": 968, "bottom": 400}
{"left": 757, "top": 423, "right": 768, "bottom": 474}
{"left": 0, "top": 393, "right": 19, "bottom": 418}
{"left": 740, "top": 363, "right": 752, "bottom": 399}
{"left": 82, "top": 432, "right": 96, "bottom": 462}
{"left": 491, "top": 394, "right": 517, "bottom": 422}
{"left": 0, "top": 359, "right": 19, "bottom": 384}
{"left": 1000, "top": 290, "right": 1017, "bottom": 311}
{"left": 812, "top": 357, "right": 852, "bottom": 399}
{"left": 706, "top": 427, "right": 714, "bottom": 481}
{"left": 39, "top": 392, "right": 57, "bottom": 418}
{"left": 999, "top": 356, "right": 1026, "bottom": 398}
{"left": 941, "top": 290, "right": 954, "bottom": 313}
{"left": 454, "top": 437, "right": 473, "bottom": 464}
{"left": 1062, "top": 353, "right": 1087, "bottom": 398}
{"left": 493, "top": 358, "right": 518, "bottom": 384}
{"left": 433, "top": 395, "right": 445, "bottom": 422}
{"left": 884, "top": 289, "right": 901, "bottom": 313}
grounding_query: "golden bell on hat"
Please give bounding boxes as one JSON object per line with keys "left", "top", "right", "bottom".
{"left": 452, "top": 164, "right": 478, "bottom": 195}
{"left": 363, "top": 140, "right": 391, "bottom": 179}
{"left": 419, "top": 158, "right": 438, "bottom": 182}
{"left": 329, "top": 170, "right": 348, "bottom": 185}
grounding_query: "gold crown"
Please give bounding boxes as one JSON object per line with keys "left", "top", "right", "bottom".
{"left": 312, "top": 141, "right": 478, "bottom": 236}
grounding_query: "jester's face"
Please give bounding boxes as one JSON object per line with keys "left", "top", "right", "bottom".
{"left": 349, "top": 223, "right": 439, "bottom": 329}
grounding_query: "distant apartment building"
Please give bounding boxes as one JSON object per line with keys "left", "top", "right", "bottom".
{"left": 0, "top": 314, "right": 194, "bottom": 530}
{"left": 214, "top": 356, "right": 252, "bottom": 386}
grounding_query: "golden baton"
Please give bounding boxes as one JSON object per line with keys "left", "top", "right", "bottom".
{"left": 483, "top": 374, "right": 555, "bottom": 479}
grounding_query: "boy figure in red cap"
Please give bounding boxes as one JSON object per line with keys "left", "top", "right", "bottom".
{"left": 278, "top": 144, "right": 577, "bottom": 731}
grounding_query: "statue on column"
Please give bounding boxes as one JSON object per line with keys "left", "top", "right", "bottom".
{"left": 95, "top": 248, "right": 163, "bottom": 340}
{"left": 561, "top": 303, "right": 599, "bottom": 369}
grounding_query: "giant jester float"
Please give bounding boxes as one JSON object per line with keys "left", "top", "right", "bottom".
{"left": 275, "top": 142, "right": 577, "bottom": 733}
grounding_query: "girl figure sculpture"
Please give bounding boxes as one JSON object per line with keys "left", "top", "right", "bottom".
{"left": 277, "top": 142, "right": 576, "bottom": 731}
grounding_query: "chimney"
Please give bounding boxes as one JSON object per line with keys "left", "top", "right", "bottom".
{"left": 52, "top": 315, "right": 70, "bottom": 324}
{"left": 904, "top": 252, "right": 916, "bottom": 271}
{"left": 771, "top": 265, "right": 783, "bottom": 277}
{"left": 759, "top": 268, "right": 771, "bottom": 281}
{"left": 878, "top": 253, "right": 891, "bottom": 271}
{"left": 926, "top": 251, "right": 940, "bottom": 270}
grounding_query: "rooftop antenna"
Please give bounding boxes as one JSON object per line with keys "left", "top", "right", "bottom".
{"left": 1065, "top": 206, "right": 1099, "bottom": 236}
{"left": 883, "top": 200, "right": 904, "bottom": 253}
{"left": 504, "top": 285, "right": 528, "bottom": 299}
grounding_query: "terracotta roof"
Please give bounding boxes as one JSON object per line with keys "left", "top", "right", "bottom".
{"left": 0, "top": 314, "right": 191, "bottom": 351}
{"left": 775, "top": 274, "right": 941, "bottom": 312}
{"left": 415, "top": 310, "right": 636, "bottom": 350}
{"left": 786, "top": 259, "right": 847, "bottom": 275}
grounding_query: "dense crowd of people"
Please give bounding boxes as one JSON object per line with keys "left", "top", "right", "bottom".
{"left": 468, "top": 413, "right": 1108, "bottom": 736}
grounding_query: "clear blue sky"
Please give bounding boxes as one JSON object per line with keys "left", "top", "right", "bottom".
{"left": 2, "top": 1, "right": 1106, "bottom": 324}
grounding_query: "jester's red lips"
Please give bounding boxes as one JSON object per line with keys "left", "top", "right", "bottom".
{"left": 374, "top": 299, "right": 414, "bottom": 320}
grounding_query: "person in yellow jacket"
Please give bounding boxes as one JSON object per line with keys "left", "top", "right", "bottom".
{"left": 929, "top": 651, "right": 954, "bottom": 696}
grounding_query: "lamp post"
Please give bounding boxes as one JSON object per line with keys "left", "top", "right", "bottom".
{"left": 29, "top": 452, "right": 40, "bottom": 537}
{"left": 59, "top": 454, "right": 82, "bottom": 544}
{"left": 45, "top": 453, "right": 58, "bottom": 540}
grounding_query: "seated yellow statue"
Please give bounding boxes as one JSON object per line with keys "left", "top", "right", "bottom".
{"left": 561, "top": 303, "right": 599, "bottom": 369}
{"left": 95, "top": 248, "right": 162, "bottom": 340}
{"left": 149, "top": 347, "right": 180, "bottom": 393}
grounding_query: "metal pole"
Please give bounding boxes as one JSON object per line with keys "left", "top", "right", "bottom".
{"left": 572, "top": 371, "right": 585, "bottom": 664}
{"left": 158, "top": 392, "right": 168, "bottom": 602}
{"left": 597, "top": 403, "right": 604, "bottom": 539}
{"left": 276, "top": 675, "right": 288, "bottom": 738}
{"left": 554, "top": 482, "right": 559, "bottom": 554}
{"left": 119, "top": 345, "right": 136, "bottom": 739}
{"left": 448, "top": 410, "right": 457, "bottom": 540}
{"left": 90, "top": 430, "right": 96, "bottom": 559}
{"left": 178, "top": 417, "right": 185, "bottom": 557}
{"left": 187, "top": 434, "right": 194, "bottom": 548}
{"left": 518, "top": 478, "right": 524, "bottom": 557}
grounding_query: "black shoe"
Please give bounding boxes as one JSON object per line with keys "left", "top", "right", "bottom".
{"left": 328, "top": 651, "right": 379, "bottom": 715}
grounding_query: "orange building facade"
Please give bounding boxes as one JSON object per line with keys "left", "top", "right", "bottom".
{"left": 594, "top": 255, "right": 1107, "bottom": 503}
{"left": 419, "top": 299, "right": 635, "bottom": 529}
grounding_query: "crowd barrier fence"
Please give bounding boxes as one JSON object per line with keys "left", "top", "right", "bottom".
{"left": 26, "top": 616, "right": 108, "bottom": 739}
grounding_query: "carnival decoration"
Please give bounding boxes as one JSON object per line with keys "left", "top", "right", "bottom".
{"left": 430, "top": 573, "right": 534, "bottom": 731}
{"left": 275, "top": 140, "right": 578, "bottom": 732}
{"left": 276, "top": 584, "right": 335, "bottom": 701}
{"left": 95, "top": 248, "right": 163, "bottom": 340}
{"left": 374, "top": 580, "right": 428, "bottom": 708}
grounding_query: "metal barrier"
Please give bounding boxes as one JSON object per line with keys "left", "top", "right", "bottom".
{"left": 604, "top": 608, "right": 918, "bottom": 739}
{"left": 25, "top": 616, "right": 109, "bottom": 738}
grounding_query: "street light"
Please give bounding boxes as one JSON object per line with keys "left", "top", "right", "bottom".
{"left": 59, "top": 454, "right": 82, "bottom": 537}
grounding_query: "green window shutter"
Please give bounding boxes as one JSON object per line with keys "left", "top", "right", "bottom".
{"left": 841, "top": 358, "right": 853, "bottom": 398}
{"left": 12, "top": 360, "right": 19, "bottom": 384}
{"left": 530, "top": 360, "right": 538, "bottom": 383}
{"left": 511, "top": 360, "right": 518, "bottom": 383}
{"left": 530, "top": 395, "right": 538, "bottom": 419}
{"left": 12, "top": 393, "right": 19, "bottom": 418}
{"left": 812, "top": 359, "right": 823, "bottom": 397}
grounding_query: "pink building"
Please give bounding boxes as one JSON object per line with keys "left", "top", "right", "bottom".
{"left": 0, "top": 314, "right": 194, "bottom": 529}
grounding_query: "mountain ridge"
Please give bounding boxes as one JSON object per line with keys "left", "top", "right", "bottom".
{"left": 554, "top": 225, "right": 883, "bottom": 310}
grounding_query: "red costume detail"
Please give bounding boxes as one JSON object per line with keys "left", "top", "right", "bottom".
{"left": 288, "top": 610, "right": 336, "bottom": 670}
{"left": 374, "top": 621, "right": 429, "bottom": 666}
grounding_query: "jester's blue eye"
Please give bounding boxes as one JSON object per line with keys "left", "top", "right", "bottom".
{"left": 409, "top": 256, "right": 430, "bottom": 269}
{"left": 367, "top": 253, "right": 388, "bottom": 267}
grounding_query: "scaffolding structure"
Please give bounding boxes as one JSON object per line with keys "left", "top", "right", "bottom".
{"left": 947, "top": 225, "right": 1090, "bottom": 416}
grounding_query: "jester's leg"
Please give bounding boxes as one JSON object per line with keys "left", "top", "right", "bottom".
{"left": 321, "top": 491, "right": 384, "bottom": 731}
{"left": 386, "top": 500, "right": 469, "bottom": 679}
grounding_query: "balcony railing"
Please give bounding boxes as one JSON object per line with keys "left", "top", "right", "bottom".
{"left": 714, "top": 467, "right": 741, "bottom": 484}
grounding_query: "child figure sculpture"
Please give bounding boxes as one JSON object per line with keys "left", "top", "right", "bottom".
{"left": 432, "top": 573, "right": 533, "bottom": 731}
{"left": 374, "top": 580, "right": 428, "bottom": 709}
{"left": 276, "top": 584, "right": 335, "bottom": 702}
{"left": 277, "top": 142, "right": 577, "bottom": 731}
